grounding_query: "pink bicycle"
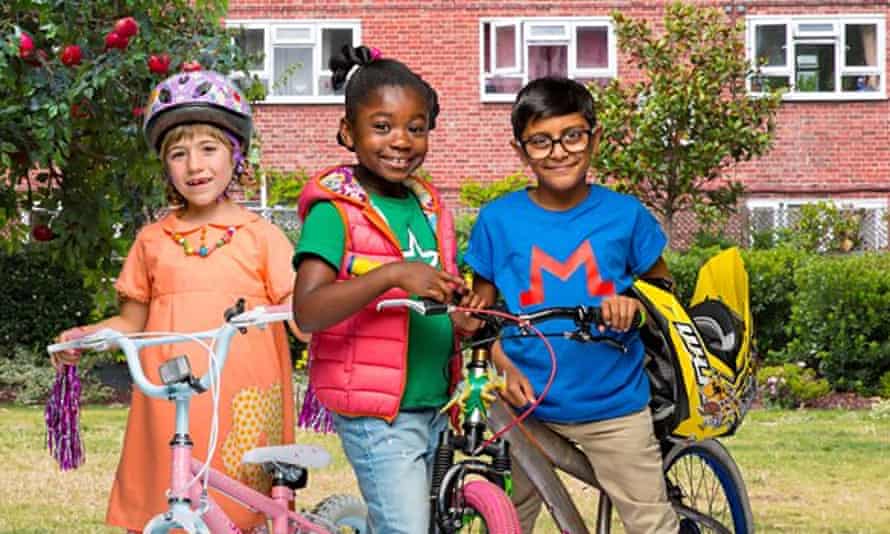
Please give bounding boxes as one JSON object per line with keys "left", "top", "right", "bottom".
{"left": 48, "top": 300, "right": 367, "bottom": 534}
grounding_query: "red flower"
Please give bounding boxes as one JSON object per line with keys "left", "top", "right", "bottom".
{"left": 18, "top": 32, "right": 34, "bottom": 59}
{"left": 60, "top": 44, "right": 82, "bottom": 67}
{"left": 132, "top": 106, "right": 144, "bottom": 117}
{"left": 147, "top": 53, "right": 171, "bottom": 75}
{"left": 113, "top": 17, "right": 139, "bottom": 39}
{"left": 104, "top": 32, "right": 129, "bottom": 51}
{"left": 70, "top": 102, "right": 91, "bottom": 119}
{"left": 180, "top": 60, "right": 202, "bottom": 72}
{"left": 32, "top": 224, "right": 54, "bottom": 242}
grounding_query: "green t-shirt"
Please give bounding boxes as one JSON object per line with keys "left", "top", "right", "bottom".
{"left": 294, "top": 193, "right": 452, "bottom": 410}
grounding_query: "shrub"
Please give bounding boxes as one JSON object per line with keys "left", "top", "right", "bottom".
{"left": 756, "top": 363, "right": 831, "bottom": 409}
{"left": 878, "top": 371, "right": 890, "bottom": 399}
{"left": 0, "top": 246, "right": 92, "bottom": 358}
{"left": 741, "top": 247, "right": 812, "bottom": 362}
{"left": 663, "top": 246, "right": 720, "bottom": 306}
{"left": 783, "top": 254, "right": 890, "bottom": 394}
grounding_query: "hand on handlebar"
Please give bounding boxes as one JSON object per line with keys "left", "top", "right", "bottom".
{"left": 50, "top": 326, "right": 93, "bottom": 369}
{"left": 599, "top": 295, "right": 643, "bottom": 333}
{"left": 451, "top": 290, "right": 487, "bottom": 336}
{"left": 389, "top": 262, "right": 466, "bottom": 303}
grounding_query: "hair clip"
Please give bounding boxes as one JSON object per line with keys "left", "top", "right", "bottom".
{"left": 369, "top": 47, "right": 382, "bottom": 61}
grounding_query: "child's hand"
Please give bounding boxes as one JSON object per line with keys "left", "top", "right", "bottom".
{"left": 492, "top": 340, "right": 536, "bottom": 408}
{"left": 599, "top": 295, "right": 641, "bottom": 333}
{"left": 389, "top": 262, "right": 465, "bottom": 303}
{"left": 451, "top": 290, "right": 486, "bottom": 335}
{"left": 50, "top": 326, "right": 92, "bottom": 370}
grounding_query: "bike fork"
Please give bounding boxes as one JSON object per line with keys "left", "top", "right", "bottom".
{"left": 429, "top": 429, "right": 455, "bottom": 534}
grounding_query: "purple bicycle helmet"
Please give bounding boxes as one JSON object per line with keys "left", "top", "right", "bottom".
{"left": 143, "top": 70, "right": 252, "bottom": 153}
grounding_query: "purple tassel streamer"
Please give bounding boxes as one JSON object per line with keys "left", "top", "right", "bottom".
{"left": 44, "top": 365, "right": 85, "bottom": 470}
{"left": 297, "top": 383, "right": 334, "bottom": 434}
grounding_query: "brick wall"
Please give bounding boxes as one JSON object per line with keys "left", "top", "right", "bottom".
{"left": 229, "top": 1, "right": 890, "bottom": 208}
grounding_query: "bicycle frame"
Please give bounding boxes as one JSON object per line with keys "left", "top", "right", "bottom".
{"left": 488, "top": 403, "right": 731, "bottom": 534}
{"left": 49, "top": 305, "right": 334, "bottom": 534}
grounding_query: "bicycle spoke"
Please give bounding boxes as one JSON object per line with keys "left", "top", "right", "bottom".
{"left": 669, "top": 452, "right": 734, "bottom": 533}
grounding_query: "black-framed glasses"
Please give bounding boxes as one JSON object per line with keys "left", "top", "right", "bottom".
{"left": 519, "top": 128, "right": 594, "bottom": 161}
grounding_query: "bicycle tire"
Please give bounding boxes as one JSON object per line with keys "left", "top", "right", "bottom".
{"left": 458, "top": 479, "right": 522, "bottom": 533}
{"left": 663, "top": 439, "right": 754, "bottom": 534}
{"left": 310, "top": 493, "right": 368, "bottom": 533}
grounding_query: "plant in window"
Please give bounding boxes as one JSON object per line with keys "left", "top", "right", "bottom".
{"left": 590, "top": 1, "right": 782, "bottom": 243}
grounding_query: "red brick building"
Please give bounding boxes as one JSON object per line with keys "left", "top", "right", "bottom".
{"left": 227, "top": 1, "right": 890, "bottom": 248}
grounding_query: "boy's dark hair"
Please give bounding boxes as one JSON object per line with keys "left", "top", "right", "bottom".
{"left": 511, "top": 77, "right": 596, "bottom": 140}
{"left": 330, "top": 45, "right": 440, "bottom": 148}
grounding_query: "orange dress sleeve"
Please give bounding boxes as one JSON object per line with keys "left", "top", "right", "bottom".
{"left": 259, "top": 220, "right": 296, "bottom": 304}
{"left": 114, "top": 229, "right": 152, "bottom": 304}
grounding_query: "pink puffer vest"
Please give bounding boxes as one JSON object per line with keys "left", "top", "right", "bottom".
{"left": 297, "top": 165, "right": 460, "bottom": 422}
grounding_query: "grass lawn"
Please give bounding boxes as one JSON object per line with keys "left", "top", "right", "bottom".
{"left": 1, "top": 404, "right": 888, "bottom": 533}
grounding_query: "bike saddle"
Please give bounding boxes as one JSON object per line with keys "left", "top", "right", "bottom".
{"left": 241, "top": 444, "right": 331, "bottom": 469}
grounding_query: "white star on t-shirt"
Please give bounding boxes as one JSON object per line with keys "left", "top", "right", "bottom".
{"left": 403, "top": 229, "right": 439, "bottom": 267}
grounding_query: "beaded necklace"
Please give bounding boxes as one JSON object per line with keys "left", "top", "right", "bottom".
{"left": 169, "top": 224, "right": 236, "bottom": 257}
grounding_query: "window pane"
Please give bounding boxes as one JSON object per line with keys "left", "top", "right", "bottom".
{"left": 495, "top": 25, "right": 517, "bottom": 70}
{"left": 276, "top": 27, "right": 312, "bottom": 41}
{"left": 322, "top": 28, "right": 353, "bottom": 71}
{"left": 798, "top": 23, "right": 835, "bottom": 34}
{"left": 845, "top": 24, "right": 878, "bottom": 67}
{"left": 842, "top": 74, "right": 880, "bottom": 92}
{"left": 484, "top": 76, "right": 523, "bottom": 95}
{"left": 795, "top": 44, "right": 835, "bottom": 92}
{"left": 529, "top": 45, "right": 568, "bottom": 79}
{"left": 273, "top": 47, "right": 313, "bottom": 96}
{"left": 528, "top": 24, "right": 566, "bottom": 39}
{"left": 751, "top": 75, "right": 790, "bottom": 92}
{"left": 483, "top": 23, "right": 491, "bottom": 73}
{"left": 755, "top": 25, "right": 786, "bottom": 67}
{"left": 234, "top": 29, "right": 265, "bottom": 71}
{"left": 318, "top": 73, "right": 345, "bottom": 96}
{"left": 576, "top": 27, "right": 608, "bottom": 69}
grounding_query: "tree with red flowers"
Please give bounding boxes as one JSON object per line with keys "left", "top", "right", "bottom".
{"left": 0, "top": 1, "right": 263, "bottom": 276}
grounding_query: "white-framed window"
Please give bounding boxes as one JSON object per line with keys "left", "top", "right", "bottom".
{"left": 747, "top": 197, "right": 889, "bottom": 249}
{"left": 746, "top": 15, "right": 886, "bottom": 101}
{"left": 226, "top": 19, "right": 361, "bottom": 104}
{"left": 480, "top": 17, "right": 617, "bottom": 102}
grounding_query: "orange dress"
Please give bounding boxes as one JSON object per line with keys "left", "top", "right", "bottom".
{"left": 105, "top": 208, "right": 295, "bottom": 531}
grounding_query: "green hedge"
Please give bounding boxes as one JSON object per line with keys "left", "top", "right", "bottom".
{"left": 0, "top": 246, "right": 93, "bottom": 358}
{"left": 742, "top": 247, "right": 811, "bottom": 363}
{"left": 783, "top": 254, "right": 890, "bottom": 394}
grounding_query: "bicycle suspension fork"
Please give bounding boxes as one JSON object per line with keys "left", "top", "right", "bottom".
{"left": 429, "top": 345, "right": 513, "bottom": 533}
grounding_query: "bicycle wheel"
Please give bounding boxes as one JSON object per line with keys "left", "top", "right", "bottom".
{"left": 311, "top": 494, "right": 368, "bottom": 533}
{"left": 663, "top": 439, "right": 754, "bottom": 534}
{"left": 458, "top": 479, "right": 521, "bottom": 533}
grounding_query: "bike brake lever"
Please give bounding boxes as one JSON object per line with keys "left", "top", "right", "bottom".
{"left": 376, "top": 298, "right": 452, "bottom": 315}
{"left": 567, "top": 330, "right": 629, "bottom": 353}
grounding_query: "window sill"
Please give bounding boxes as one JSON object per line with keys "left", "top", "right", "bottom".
{"left": 750, "top": 91, "right": 887, "bottom": 102}
{"left": 255, "top": 96, "right": 345, "bottom": 105}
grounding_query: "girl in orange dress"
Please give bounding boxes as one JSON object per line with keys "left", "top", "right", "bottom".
{"left": 53, "top": 71, "right": 295, "bottom": 532}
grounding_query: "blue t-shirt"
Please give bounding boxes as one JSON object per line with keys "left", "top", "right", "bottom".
{"left": 464, "top": 186, "right": 667, "bottom": 423}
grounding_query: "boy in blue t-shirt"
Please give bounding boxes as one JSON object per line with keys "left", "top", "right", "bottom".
{"left": 464, "top": 77, "right": 679, "bottom": 533}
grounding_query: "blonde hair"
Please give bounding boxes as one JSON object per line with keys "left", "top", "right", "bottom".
{"left": 159, "top": 124, "right": 256, "bottom": 206}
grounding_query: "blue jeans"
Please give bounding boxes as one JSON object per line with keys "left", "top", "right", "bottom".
{"left": 332, "top": 409, "right": 448, "bottom": 534}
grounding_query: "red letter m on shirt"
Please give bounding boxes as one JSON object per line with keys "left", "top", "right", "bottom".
{"left": 519, "top": 242, "right": 615, "bottom": 307}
